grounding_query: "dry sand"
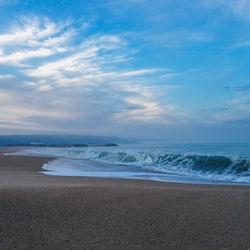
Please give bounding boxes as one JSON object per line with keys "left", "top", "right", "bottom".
{"left": 0, "top": 147, "right": 249, "bottom": 250}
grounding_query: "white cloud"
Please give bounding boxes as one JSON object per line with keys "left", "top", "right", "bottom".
{"left": 110, "top": 82, "right": 186, "bottom": 124}
{"left": 0, "top": 17, "right": 74, "bottom": 66}
{"left": 81, "top": 35, "right": 126, "bottom": 50}
{"left": 21, "top": 35, "right": 125, "bottom": 81}
{"left": 119, "top": 69, "right": 158, "bottom": 77}
{"left": 0, "top": 48, "right": 66, "bottom": 66}
{"left": 21, "top": 34, "right": 138, "bottom": 88}
{"left": 38, "top": 85, "right": 53, "bottom": 91}
{"left": 23, "top": 81, "right": 36, "bottom": 87}
{"left": 0, "top": 74, "right": 15, "bottom": 79}
{"left": 0, "top": 18, "right": 56, "bottom": 46}
{"left": 29, "top": 29, "right": 75, "bottom": 47}
{"left": 113, "top": 97, "right": 175, "bottom": 124}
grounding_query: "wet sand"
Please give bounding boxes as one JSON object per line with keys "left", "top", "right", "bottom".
{"left": 0, "top": 147, "right": 249, "bottom": 249}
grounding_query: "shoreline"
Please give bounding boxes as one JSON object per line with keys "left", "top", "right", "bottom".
{"left": 0, "top": 147, "right": 250, "bottom": 249}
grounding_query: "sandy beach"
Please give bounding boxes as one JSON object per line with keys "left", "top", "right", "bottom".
{"left": 0, "top": 147, "right": 249, "bottom": 250}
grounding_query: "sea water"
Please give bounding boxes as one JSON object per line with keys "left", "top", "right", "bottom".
{"left": 12, "top": 142, "right": 250, "bottom": 185}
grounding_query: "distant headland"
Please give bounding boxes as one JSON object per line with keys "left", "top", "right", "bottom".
{"left": 4, "top": 143, "right": 118, "bottom": 147}
{"left": 0, "top": 135, "right": 133, "bottom": 147}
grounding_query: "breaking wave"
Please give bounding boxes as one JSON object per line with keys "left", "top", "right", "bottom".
{"left": 25, "top": 146, "right": 250, "bottom": 183}
{"left": 84, "top": 150, "right": 250, "bottom": 181}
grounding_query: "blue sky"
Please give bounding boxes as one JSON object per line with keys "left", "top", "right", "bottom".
{"left": 0, "top": 0, "right": 250, "bottom": 142}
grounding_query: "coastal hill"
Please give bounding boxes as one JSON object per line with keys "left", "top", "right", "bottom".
{"left": 0, "top": 135, "right": 131, "bottom": 147}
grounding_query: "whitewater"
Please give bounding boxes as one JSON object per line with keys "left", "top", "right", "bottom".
{"left": 12, "top": 143, "right": 250, "bottom": 185}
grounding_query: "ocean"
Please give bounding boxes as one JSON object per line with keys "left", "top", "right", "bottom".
{"left": 13, "top": 142, "right": 250, "bottom": 185}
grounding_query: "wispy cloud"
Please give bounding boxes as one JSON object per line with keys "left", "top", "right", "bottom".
{"left": 0, "top": 16, "right": 181, "bottom": 131}
{"left": 0, "top": 74, "right": 15, "bottom": 79}
{"left": 0, "top": 47, "right": 66, "bottom": 66}
{"left": 113, "top": 97, "right": 176, "bottom": 124}
{"left": 0, "top": 17, "right": 73, "bottom": 66}
{"left": 223, "top": 85, "right": 250, "bottom": 91}
{"left": 136, "top": 30, "right": 214, "bottom": 48}
{"left": 232, "top": 38, "right": 250, "bottom": 48}
{"left": 228, "top": 95, "right": 250, "bottom": 111}
{"left": 203, "top": 0, "right": 250, "bottom": 21}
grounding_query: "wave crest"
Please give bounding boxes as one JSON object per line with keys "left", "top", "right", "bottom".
{"left": 84, "top": 150, "right": 250, "bottom": 180}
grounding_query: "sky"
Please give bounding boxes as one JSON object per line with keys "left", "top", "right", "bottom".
{"left": 0, "top": 0, "right": 250, "bottom": 143}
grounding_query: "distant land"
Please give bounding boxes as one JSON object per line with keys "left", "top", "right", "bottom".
{"left": 0, "top": 135, "right": 133, "bottom": 147}
{"left": 4, "top": 143, "right": 118, "bottom": 147}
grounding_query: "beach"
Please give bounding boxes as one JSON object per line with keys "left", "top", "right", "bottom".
{"left": 0, "top": 147, "right": 250, "bottom": 250}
